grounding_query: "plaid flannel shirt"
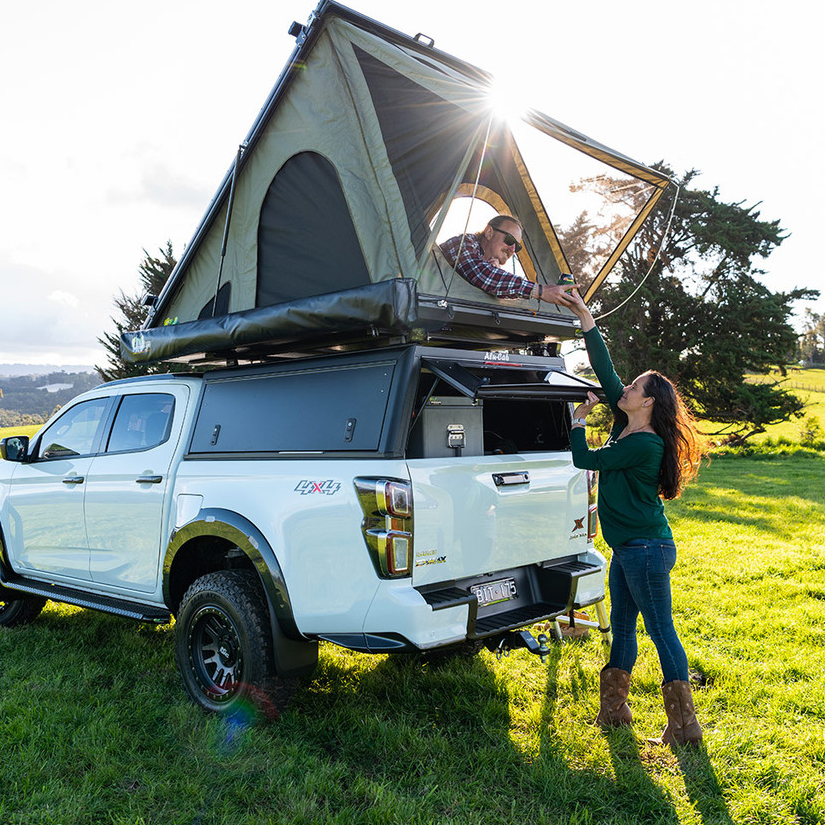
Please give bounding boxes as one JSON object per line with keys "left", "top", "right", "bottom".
{"left": 439, "top": 233, "right": 535, "bottom": 299}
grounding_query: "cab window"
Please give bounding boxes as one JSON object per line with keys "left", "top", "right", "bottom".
{"left": 38, "top": 398, "right": 110, "bottom": 459}
{"left": 106, "top": 393, "right": 174, "bottom": 453}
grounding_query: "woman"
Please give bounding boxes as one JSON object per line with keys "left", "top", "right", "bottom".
{"left": 567, "top": 290, "right": 706, "bottom": 747}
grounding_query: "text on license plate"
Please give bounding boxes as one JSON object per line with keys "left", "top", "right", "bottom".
{"left": 471, "top": 578, "right": 517, "bottom": 607}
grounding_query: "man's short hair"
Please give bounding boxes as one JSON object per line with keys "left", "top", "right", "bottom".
{"left": 486, "top": 214, "right": 522, "bottom": 232}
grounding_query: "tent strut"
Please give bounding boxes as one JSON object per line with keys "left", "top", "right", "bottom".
{"left": 443, "top": 112, "right": 495, "bottom": 300}
{"left": 213, "top": 142, "right": 247, "bottom": 316}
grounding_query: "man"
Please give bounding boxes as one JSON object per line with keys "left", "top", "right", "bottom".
{"left": 439, "top": 214, "right": 577, "bottom": 306}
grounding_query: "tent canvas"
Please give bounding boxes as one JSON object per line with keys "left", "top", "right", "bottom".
{"left": 123, "top": 1, "right": 671, "bottom": 365}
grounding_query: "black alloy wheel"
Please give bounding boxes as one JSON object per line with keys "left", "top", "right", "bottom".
{"left": 174, "top": 569, "right": 288, "bottom": 719}
{"left": 187, "top": 603, "right": 245, "bottom": 704}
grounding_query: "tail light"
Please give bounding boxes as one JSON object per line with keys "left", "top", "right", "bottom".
{"left": 587, "top": 470, "right": 599, "bottom": 541}
{"left": 354, "top": 478, "right": 413, "bottom": 577}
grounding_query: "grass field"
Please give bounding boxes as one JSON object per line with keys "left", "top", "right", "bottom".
{"left": 0, "top": 423, "right": 41, "bottom": 440}
{"left": 1, "top": 453, "right": 824, "bottom": 824}
{"left": 746, "top": 368, "right": 825, "bottom": 444}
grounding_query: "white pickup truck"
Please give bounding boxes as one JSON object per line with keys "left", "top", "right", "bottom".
{"left": 0, "top": 343, "right": 607, "bottom": 716}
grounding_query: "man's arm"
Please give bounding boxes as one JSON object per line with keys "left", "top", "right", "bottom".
{"left": 440, "top": 235, "right": 535, "bottom": 298}
{"left": 440, "top": 235, "right": 577, "bottom": 306}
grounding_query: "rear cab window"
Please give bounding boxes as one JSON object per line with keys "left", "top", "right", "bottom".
{"left": 106, "top": 393, "right": 175, "bottom": 453}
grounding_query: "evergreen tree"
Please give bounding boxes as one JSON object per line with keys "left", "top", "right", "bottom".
{"left": 562, "top": 166, "right": 818, "bottom": 441}
{"left": 798, "top": 309, "right": 825, "bottom": 366}
{"left": 96, "top": 242, "right": 176, "bottom": 382}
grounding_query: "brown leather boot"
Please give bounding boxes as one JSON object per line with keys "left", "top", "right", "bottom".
{"left": 652, "top": 680, "right": 703, "bottom": 747}
{"left": 596, "top": 667, "right": 632, "bottom": 727}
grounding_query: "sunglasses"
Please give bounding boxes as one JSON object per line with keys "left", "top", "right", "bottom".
{"left": 490, "top": 227, "right": 523, "bottom": 253}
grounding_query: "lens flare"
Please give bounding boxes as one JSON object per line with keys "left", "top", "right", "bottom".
{"left": 486, "top": 74, "right": 530, "bottom": 124}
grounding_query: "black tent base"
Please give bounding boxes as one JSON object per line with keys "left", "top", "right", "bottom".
{"left": 121, "top": 280, "right": 580, "bottom": 368}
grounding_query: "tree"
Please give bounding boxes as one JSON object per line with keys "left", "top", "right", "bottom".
{"left": 563, "top": 165, "right": 819, "bottom": 441}
{"left": 798, "top": 309, "right": 825, "bottom": 366}
{"left": 96, "top": 242, "right": 177, "bottom": 382}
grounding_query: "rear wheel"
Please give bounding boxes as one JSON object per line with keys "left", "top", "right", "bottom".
{"left": 174, "top": 569, "right": 293, "bottom": 720}
{"left": 0, "top": 589, "right": 47, "bottom": 627}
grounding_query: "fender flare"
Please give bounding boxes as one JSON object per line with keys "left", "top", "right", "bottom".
{"left": 164, "top": 508, "right": 318, "bottom": 678}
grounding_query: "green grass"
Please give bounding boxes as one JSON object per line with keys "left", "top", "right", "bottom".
{"left": 2, "top": 454, "right": 824, "bottom": 823}
{"left": 0, "top": 423, "right": 41, "bottom": 440}
{"left": 747, "top": 368, "right": 825, "bottom": 444}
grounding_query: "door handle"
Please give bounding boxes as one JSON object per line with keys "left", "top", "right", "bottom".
{"left": 492, "top": 471, "right": 530, "bottom": 487}
{"left": 136, "top": 475, "right": 163, "bottom": 484}
{"left": 62, "top": 476, "right": 85, "bottom": 484}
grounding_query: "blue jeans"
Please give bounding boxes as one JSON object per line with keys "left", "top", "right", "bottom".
{"left": 607, "top": 538, "right": 689, "bottom": 684}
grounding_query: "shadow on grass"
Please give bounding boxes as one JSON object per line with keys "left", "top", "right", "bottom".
{"left": 3, "top": 611, "right": 740, "bottom": 825}
{"left": 539, "top": 648, "right": 681, "bottom": 824}
{"left": 674, "top": 746, "right": 735, "bottom": 825}
{"left": 273, "top": 647, "right": 629, "bottom": 823}
{"left": 589, "top": 682, "right": 734, "bottom": 825}
{"left": 598, "top": 730, "right": 735, "bottom": 825}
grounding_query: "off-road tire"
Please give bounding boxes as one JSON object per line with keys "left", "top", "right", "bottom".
{"left": 0, "top": 589, "right": 47, "bottom": 627}
{"left": 174, "top": 569, "right": 294, "bottom": 720}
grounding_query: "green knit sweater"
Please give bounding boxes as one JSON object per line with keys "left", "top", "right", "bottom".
{"left": 570, "top": 326, "right": 672, "bottom": 548}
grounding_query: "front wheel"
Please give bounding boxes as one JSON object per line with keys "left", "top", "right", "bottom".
{"left": 0, "top": 589, "right": 47, "bottom": 627}
{"left": 174, "top": 569, "right": 292, "bottom": 720}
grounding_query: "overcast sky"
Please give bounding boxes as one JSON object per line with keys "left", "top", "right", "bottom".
{"left": 2, "top": 0, "right": 822, "bottom": 366}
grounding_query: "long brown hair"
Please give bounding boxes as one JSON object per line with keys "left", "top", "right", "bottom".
{"left": 642, "top": 371, "right": 707, "bottom": 500}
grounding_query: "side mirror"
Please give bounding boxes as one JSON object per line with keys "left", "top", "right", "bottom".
{"left": 0, "top": 435, "right": 29, "bottom": 462}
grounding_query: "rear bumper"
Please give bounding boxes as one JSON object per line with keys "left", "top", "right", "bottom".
{"left": 420, "top": 550, "right": 606, "bottom": 640}
{"left": 324, "top": 550, "right": 606, "bottom": 653}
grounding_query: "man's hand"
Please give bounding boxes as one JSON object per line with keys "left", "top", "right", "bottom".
{"left": 538, "top": 283, "right": 579, "bottom": 306}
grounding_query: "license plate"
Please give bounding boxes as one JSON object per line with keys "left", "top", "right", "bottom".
{"left": 471, "top": 577, "right": 517, "bottom": 607}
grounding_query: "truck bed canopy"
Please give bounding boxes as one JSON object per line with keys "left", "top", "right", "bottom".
{"left": 124, "top": 1, "right": 671, "bottom": 365}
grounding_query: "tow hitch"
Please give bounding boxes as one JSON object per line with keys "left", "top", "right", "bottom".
{"left": 492, "top": 630, "right": 552, "bottom": 663}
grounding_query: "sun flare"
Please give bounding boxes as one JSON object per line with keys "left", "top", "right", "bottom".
{"left": 486, "top": 73, "right": 531, "bottom": 124}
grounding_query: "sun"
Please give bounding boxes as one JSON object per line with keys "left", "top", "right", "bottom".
{"left": 486, "top": 72, "right": 531, "bottom": 125}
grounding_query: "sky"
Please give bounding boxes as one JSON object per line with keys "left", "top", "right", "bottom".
{"left": 2, "top": 0, "right": 822, "bottom": 367}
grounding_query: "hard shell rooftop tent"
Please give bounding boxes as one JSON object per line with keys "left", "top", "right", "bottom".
{"left": 123, "top": 0, "right": 672, "bottom": 365}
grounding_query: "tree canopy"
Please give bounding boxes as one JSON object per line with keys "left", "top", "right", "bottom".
{"left": 564, "top": 165, "right": 818, "bottom": 441}
{"left": 798, "top": 310, "right": 825, "bottom": 367}
{"left": 96, "top": 242, "right": 177, "bottom": 382}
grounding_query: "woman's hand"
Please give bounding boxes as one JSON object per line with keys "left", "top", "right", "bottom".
{"left": 573, "top": 391, "right": 600, "bottom": 420}
{"left": 567, "top": 287, "right": 595, "bottom": 332}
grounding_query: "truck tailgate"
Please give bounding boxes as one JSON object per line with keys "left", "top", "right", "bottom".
{"left": 408, "top": 453, "right": 586, "bottom": 586}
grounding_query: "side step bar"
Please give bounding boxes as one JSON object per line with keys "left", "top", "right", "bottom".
{"left": 0, "top": 571, "right": 171, "bottom": 624}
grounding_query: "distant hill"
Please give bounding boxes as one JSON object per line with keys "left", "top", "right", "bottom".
{"left": 0, "top": 364, "right": 96, "bottom": 377}
{"left": 0, "top": 370, "right": 100, "bottom": 426}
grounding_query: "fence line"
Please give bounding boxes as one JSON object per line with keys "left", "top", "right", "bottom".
{"left": 749, "top": 380, "right": 825, "bottom": 393}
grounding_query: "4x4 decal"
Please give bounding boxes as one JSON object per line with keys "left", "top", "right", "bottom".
{"left": 294, "top": 480, "right": 341, "bottom": 496}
